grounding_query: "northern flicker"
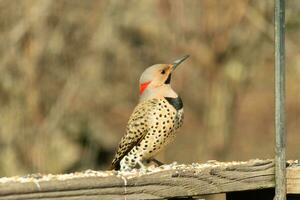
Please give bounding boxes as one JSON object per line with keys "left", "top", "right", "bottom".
{"left": 111, "top": 55, "right": 189, "bottom": 171}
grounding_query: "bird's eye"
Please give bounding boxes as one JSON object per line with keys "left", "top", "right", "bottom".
{"left": 161, "top": 70, "right": 166, "bottom": 74}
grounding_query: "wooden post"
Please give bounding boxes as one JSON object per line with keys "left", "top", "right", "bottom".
{"left": 274, "top": 0, "right": 286, "bottom": 200}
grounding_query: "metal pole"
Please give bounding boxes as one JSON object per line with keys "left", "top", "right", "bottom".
{"left": 274, "top": 0, "right": 286, "bottom": 199}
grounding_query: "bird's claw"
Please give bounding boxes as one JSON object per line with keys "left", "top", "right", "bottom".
{"left": 149, "top": 158, "right": 164, "bottom": 166}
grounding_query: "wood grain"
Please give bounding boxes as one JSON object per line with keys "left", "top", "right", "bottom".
{"left": 287, "top": 166, "right": 300, "bottom": 194}
{"left": 0, "top": 159, "right": 298, "bottom": 200}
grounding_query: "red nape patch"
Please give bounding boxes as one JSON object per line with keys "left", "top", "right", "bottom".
{"left": 139, "top": 81, "right": 151, "bottom": 94}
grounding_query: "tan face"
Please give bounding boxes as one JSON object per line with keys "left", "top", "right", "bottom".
{"left": 139, "top": 55, "right": 189, "bottom": 95}
{"left": 139, "top": 64, "right": 172, "bottom": 94}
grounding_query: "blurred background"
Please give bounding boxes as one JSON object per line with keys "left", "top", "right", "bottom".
{"left": 0, "top": 0, "right": 300, "bottom": 182}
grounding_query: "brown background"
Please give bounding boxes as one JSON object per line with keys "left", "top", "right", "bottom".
{"left": 0, "top": 0, "right": 299, "bottom": 183}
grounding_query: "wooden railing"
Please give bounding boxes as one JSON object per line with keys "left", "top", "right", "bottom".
{"left": 0, "top": 159, "right": 299, "bottom": 200}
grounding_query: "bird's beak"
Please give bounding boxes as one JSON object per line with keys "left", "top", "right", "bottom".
{"left": 171, "top": 55, "right": 189, "bottom": 72}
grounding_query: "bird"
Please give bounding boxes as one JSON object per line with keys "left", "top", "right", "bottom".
{"left": 110, "top": 55, "right": 189, "bottom": 171}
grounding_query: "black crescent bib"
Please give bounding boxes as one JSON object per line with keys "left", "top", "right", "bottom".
{"left": 164, "top": 96, "right": 183, "bottom": 111}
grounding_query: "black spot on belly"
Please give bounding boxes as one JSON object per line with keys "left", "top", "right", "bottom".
{"left": 165, "top": 96, "right": 183, "bottom": 110}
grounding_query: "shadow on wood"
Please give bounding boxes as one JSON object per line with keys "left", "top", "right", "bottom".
{"left": 226, "top": 188, "right": 275, "bottom": 200}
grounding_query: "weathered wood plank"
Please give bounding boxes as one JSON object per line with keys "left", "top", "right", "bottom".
{"left": 0, "top": 159, "right": 298, "bottom": 200}
{"left": 287, "top": 166, "right": 300, "bottom": 194}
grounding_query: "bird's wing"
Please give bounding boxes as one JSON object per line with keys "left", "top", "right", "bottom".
{"left": 110, "top": 99, "right": 158, "bottom": 170}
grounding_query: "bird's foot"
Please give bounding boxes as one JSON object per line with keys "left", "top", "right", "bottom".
{"left": 149, "top": 158, "right": 164, "bottom": 166}
{"left": 137, "top": 160, "right": 149, "bottom": 173}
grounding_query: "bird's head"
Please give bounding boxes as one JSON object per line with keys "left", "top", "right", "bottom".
{"left": 139, "top": 55, "right": 189, "bottom": 101}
